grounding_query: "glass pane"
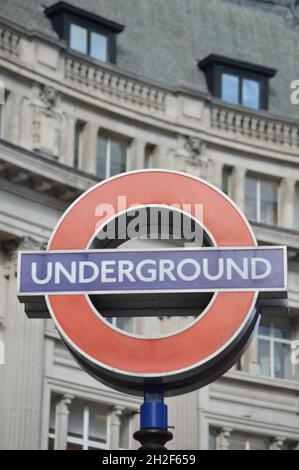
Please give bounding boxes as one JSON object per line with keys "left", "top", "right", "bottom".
{"left": 119, "top": 414, "right": 130, "bottom": 449}
{"left": 249, "top": 436, "right": 269, "bottom": 450}
{"left": 242, "top": 79, "right": 260, "bottom": 109}
{"left": 209, "top": 428, "right": 217, "bottom": 450}
{"left": 96, "top": 134, "right": 108, "bottom": 179}
{"left": 245, "top": 177, "right": 257, "bottom": 221}
{"left": 0, "top": 102, "right": 3, "bottom": 138}
{"left": 48, "top": 437, "right": 55, "bottom": 450}
{"left": 258, "top": 316, "right": 271, "bottom": 337}
{"left": 115, "top": 317, "right": 133, "bottom": 333}
{"left": 229, "top": 433, "right": 246, "bottom": 450}
{"left": 274, "top": 342, "right": 293, "bottom": 379}
{"left": 144, "top": 145, "right": 154, "bottom": 169}
{"left": 222, "top": 167, "right": 232, "bottom": 195}
{"left": 273, "top": 317, "right": 292, "bottom": 340}
{"left": 66, "top": 442, "right": 83, "bottom": 450}
{"left": 70, "top": 24, "right": 87, "bottom": 54}
{"left": 49, "top": 395, "right": 56, "bottom": 433}
{"left": 68, "top": 400, "right": 84, "bottom": 439}
{"left": 294, "top": 184, "right": 299, "bottom": 231}
{"left": 90, "top": 32, "right": 108, "bottom": 62}
{"left": 260, "top": 179, "right": 278, "bottom": 225}
{"left": 258, "top": 339, "right": 271, "bottom": 377}
{"left": 88, "top": 403, "right": 107, "bottom": 443}
{"left": 221, "top": 73, "right": 239, "bottom": 104}
{"left": 110, "top": 138, "right": 127, "bottom": 177}
{"left": 74, "top": 121, "right": 84, "bottom": 169}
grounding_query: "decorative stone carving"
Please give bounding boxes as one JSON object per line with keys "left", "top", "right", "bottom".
{"left": 184, "top": 136, "right": 205, "bottom": 161}
{"left": 55, "top": 394, "right": 74, "bottom": 450}
{"left": 32, "top": 105, "right": 61, "bottom": 158}
{"left": 218, "top": 427, "right": 233, "bottom": 450}
{"left": 181, "top": 135, "right": 209, "bottom": 179}
{"left": 2, "top": 236, "right": 45, "bottom": 278}
{"left": 109, "top": 405, "right": 125, "bottom": 450}
{"left": 39, "top": 85, "right": 58, "bottom": 111}
{"left": 272, "top": 436, "right": 286, "bottom": 450}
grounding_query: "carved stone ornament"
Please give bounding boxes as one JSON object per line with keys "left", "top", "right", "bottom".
{"left": 39, "top": 85, "right": 58, "bottom": 110}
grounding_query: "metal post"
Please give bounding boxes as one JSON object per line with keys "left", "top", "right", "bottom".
{"left": 133, "top": 384, "right": 173, "bottom": 450}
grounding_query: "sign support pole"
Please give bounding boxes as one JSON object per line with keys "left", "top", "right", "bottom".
{"left": 133, "top": 385, "right": 173, "bottom": 450}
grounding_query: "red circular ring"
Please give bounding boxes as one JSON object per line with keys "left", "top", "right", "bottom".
{"left": 46, "top": 171, "right": 256, "bottom": 376}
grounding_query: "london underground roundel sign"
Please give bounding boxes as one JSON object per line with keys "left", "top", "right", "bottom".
{"left": 18, "top": 170, "right": 287, "bottom": 396}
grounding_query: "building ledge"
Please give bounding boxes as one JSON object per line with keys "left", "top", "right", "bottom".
{"left": 224, "top": 369, "right": 299, "bottom": 393}
{"left": 0, "top": 138, "right": 98, "bottom": 201}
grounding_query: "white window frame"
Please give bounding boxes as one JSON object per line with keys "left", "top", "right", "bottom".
{"left": 97, "top": 135, "right": 127, "bottom": 179}
{"left": 108, "top": 316, "right": 134, "bottom": 334}
{"left": 229, "top": 433, "right": 270, "bottom": 450}
{"left": 257, "top": 319, "right": 295, "bottom": 380}
{"left": 246, "top": 176, "right": 278, "bottom": 224}
{"left": 48, "top": 400, "right": 109, "bottom": 450}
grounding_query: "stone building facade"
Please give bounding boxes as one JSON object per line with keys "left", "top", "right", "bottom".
{"left": 0, "top": 0, "right": 298, "bottom": 450}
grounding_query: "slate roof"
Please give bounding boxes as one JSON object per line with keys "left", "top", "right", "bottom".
{"left": 0, "top": 0, "right": 298, "bottom": 119}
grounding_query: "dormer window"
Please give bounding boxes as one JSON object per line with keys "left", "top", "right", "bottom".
{"left": 198, "top": 55, "right": 276, "bottom": 110}
{"left": 45, "top": 1, "right": 124, "bottom": 63}
{"left": 69, "top": 24, "right": 108, "bottom": 61}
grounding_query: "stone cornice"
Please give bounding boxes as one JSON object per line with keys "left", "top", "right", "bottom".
{"left": 0, "top": 139, "right": 97, "bottom": 201}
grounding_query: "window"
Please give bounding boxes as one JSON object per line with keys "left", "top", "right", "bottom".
{"left": 0, "top": 88, "right": 8, "bottom": 139}
{"left": 0, "top": 100, "right": 4, "bottom": 139}
{"left": 294, "top": 183, "right": 299, "bottom": 231}
{"left": 96, "top": 133, "right": 127, "bottom": 179}
{"left": 46, "top": 2, "right": 124, "bottom": 63}
{"left": 107, "top": 316, "right": 133, "bottom": 333}
{"left": 74, "top": 120, "right": 85, "bottom": 169}
{"left": 221, "top": 73, "right": 260, "bottom": 109}
{"left": 144, "top": 144, "right": 155, "bottom": 169}
{"left": 69, "top": 23, "right": 108, "bottom": 62}
{"left": 245, "top": 175, "right": 278, "bottom": 225}
{"left": 222, "top": 166, "right": 233, "bottom": 196}
{"left": 209, "top": 428, "right": 271, "bottom": 450}
{"left": 70, "top": 24, "right": 87, "bottom": 55}
{"left": 48, "top": 396, "right": 108, "bottom": 450}
{"left": 198, "top": 55, "right": 276, "bottom": 110}
{"left": 257, "top": 317, "right": 298, "bottom": 380}
{"left": 48, "top": 395, "right": 132, "bottom": 450}
{"left": 229, "top": 432, "right": 270, "bottom": 450}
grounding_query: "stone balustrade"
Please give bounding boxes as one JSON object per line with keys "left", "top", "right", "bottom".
{"left": 211, "top": 103, "right": 299, "bottom": 148}
{"left": 0, "top": 26, "right": 20, "bottom": 57}
{"left": 65, "top": 54, "right": 166, "bottom": 111}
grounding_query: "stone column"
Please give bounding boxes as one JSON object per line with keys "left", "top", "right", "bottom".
{"left": 61, "top": 113, "right": 76, "bottom": 167}
{"left": 108, "top": 405, "right": 124, "bottom": 450}
{"left": 0, "top": 237, "right": 45, "bottom": 449}
{"left": 230, "top": 167, "right": 246, "bottom": 211}
{"left": 54, "top": 394, "right": 73, "bottom": 450}
{"left": 81, "top": 123, "right": 98, "bottom": 174}
{"left": 279, "top": 178, "right": 296, "bottom": 229}
{"left": 217, "top": 427, "right": 233, "bottom": 450}
{"left": 207, "top": 160, "right": 223, "bottom": 189}
{"left": 243, "top": 336, "right": 259, "bottom": 375}
{"left": 127, "top": 138, "right": 146, "bottom": 170}
{"left": 6, "top": 92, "right": 22, "bottom": 144}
